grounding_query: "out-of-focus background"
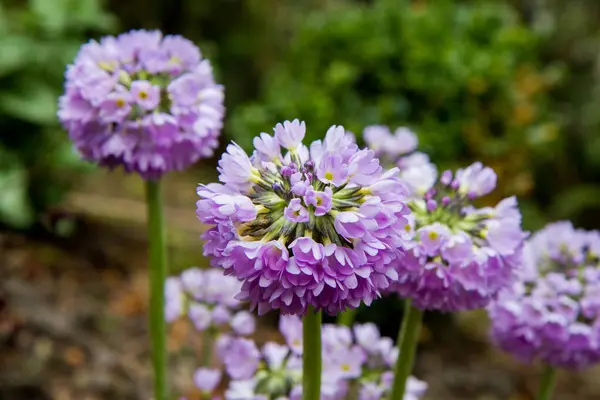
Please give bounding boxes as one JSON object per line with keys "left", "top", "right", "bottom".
{"left": 1, "top": 0, "right": 600, "bottom": 399}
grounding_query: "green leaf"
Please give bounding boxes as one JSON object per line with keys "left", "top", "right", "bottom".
{"left": 0, "top": 150, "right": 34, "bottom": 228}
{"left": 0, "top": 81, "right": 59, "bottom": 125}
{"left": 550, "top": 185, "right": 600, "bottom": 220}
{"left": 0, "top": 35, "right": 36, "bottom": 77}
{"left": 31, "top": 0, "right": 69, "bottom": 34}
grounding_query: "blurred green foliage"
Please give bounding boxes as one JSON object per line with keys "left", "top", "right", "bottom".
{"left": 0, "top": 0, "right": 115, "bottom": 229}
{"left": 230, "top": 0, "right": 562, "bottom": 212}
{"left": 1, "top": 0, "right": 599, "bottom": 233}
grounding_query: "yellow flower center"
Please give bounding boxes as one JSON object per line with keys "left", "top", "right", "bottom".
{"left": 139, "top": 91, "right": 148, "bottom": 100}
{"left": 316, "top": 197, "right": 323, "bottom": 206}
{"left": 324, "top": 172, "right": 334, "bottom": 181}
{"left": 115, "top": 98, "right": 126, "bottom": 108}
{"left": 428, "top": 231, "right": 438, "bottom": 240}
{"left": 341, "top": 364, "right": 350, "bottom": 372}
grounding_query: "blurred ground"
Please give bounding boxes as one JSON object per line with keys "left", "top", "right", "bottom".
{"left": 1, "top": 169, "right": 600, "bottom": 400}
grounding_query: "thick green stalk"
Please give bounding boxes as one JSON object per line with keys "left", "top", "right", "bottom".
{"left": 388, "top": 300, "right": 423, "bottom": 400}
{"left": 538, "top": 365, "right": 557, "bottom": 400}
{"left": 303, "top": 306, "right": 322, "bottom": 400}
{"left": 146, "top": 180, "right": 168, "bottom": 400}
{"left": 337, "top": 307, "right": 359, "bottom": 326}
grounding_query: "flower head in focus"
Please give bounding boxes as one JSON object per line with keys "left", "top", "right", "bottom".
{"left": 387, "top": 161, "right": 526, "bottom": 311}
{"left": 489, "top": 222, "right": 600, "bottom": 369}
{"left": 197, "top": 120, "right": 413, "bottom": 315}
{"left": 59, "top": 30, "right": 224, "bottom": 179}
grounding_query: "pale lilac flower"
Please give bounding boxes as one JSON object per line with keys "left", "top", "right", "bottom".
{"left": 212, "top": 304, "right": 232, "bottom": 326}
{"left": 130, "top": 80, "right": 160, "bottom": 110}
{"left": 231, "top": 311, "right": 256, "bottom": 336}
{"left": 284, "top": 199, "right": 309, "bottom": 223}
{"left": 221, "top": 337, "right": 261, "bottom": 380}
{"left": 59, "top": 30, "right": 224, "bottom": 179}
{"left": 165, "top": 277, "right": 183, "bottom": 322}
{"left": 455, "top": 161, "right": 497, "bottom": 198}
{"left": 274, "top": 119, "right": 306, "bottom": 150}
{"left": 193, "top": 368, "right": 221, "bottom": 393}
{"left": 303, "top": 187, "right": 333, "bottom": 216}
{"left": 188, "top": 303, "right": 212, "bottom": 331}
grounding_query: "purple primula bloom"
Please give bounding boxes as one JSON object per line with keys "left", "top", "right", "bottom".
{"left": 218, "top": 143, "right": 257, "bottom": 192}
{"left": 211, "top": 304, "right": 232, "bottom": 326}
{"left": 220, "top": 337, "right": 261, "bottom": 380}
{"left": 279, "top": 315, "right": 303, "bottom": 355}
{"left": 231, "top": 310, "right": 256, "bottom": 336}
{"left": 284, "top": 198, "right": 309, "bottom": 223}
{"left": 303, "top": 187, "right": 333, "bottom": 216}
{"left": 353, "top": 323, "right": 381, "bottom": 355}
{"left": 197, "top": 120, "right": 412, "bottom": 315}
{"left": 59, "top": 30, "right": 224, "bottom": 180}
{"left": 386, "top": 160, "right": 525, "bottom": 312}
{"left": 317, "top": 154, "right": 348, "bottom": 187}
{"left": 489, "top": 221, "right": 600, "bottom": 369}
{"left": 188, "top": 303, "right": 212, "bottom": 331}
{"left": 193, "top": 368, "right": 221, "bottom": 393}
{"left": 99, "top": 85, "right": 132, "bottom": 122}
{"left": 165, "top": 277, "right": 183, "bottom": 322}
{"left": 455, "top": 161, "right": 497, "bottom": 198}
{"left": 254, "top": 132, "right": 282, "bottom": 163}
{"left": 363, "top": 125, "right": 418, "bottom": 160}
{"left": 130, "top": 80, "right": 160, "bottom": 110}
{"left": 274, "top": 119, "right": 306, "bottom": 150}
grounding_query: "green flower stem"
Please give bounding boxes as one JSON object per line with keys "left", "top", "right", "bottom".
{"left": 337, "top": 307, "right": 359, "bottom": 326}
{"left": 201, "top": 327, "right": 215, "bottom": 367}
{"left": 303, "top": 306, "right": 322, "bottom": 400}
{"left": 146, "top": 179, "right": 168, "bottom": 400}
{"left": 389, "top": 299, "right": 423, "bottom": 400}
{"left": 538, "top": 365, "right": 557, "bottom": 400}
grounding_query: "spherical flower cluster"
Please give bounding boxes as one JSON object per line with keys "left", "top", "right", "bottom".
{"left": 387, "top": 161, "right": 526, "bottom": 311}
{"left": 165, "top": 267, "right": 255, "bottom": 336}
{"left": 58, "top": 30, "right": 224, "bottom": 179}
{"left": 489, "top": 222, "right": 600, "bottom": 369}
{"left": 195, "top": 316, "right": 428, "bottom": 400}
{"left": 197, "top": 120, "right": 413, "bottom": 315}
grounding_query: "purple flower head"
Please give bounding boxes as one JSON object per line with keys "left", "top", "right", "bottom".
{"left": 198, "top": 120, "right": 412, "bottom": 315}
{"left": 59, "top": 30, "right": 224, "bottom": 180}
{"left": 489, "top": 221, "right": 600, "bottom": 369}
{"left": 193, "top": 368, "right": 221, "bottom": 393}
{"left": 388, "top": 161, "right": 525, "bottom": 312}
